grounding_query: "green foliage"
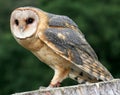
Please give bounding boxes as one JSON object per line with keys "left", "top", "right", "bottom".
{"left": 0, "top": 0, "right": 120, "bottom": 94}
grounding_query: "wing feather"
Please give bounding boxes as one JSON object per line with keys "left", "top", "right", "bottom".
{"left": 48, "top": 13, "right": 78, "bottom": 28}
{"left": 44, "top": 28, "right": 98, "bottom": 61}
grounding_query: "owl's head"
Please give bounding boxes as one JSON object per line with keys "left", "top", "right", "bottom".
{"left": 10, "top": 7, "right": 41, "bottom": 39}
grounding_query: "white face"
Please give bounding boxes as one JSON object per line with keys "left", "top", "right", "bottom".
{"left": 10, "top": 9, "right": 39, "bottom": 39}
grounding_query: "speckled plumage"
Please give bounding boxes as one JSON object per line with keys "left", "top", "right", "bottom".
{"left": 10, "top": 7, "right": 113, "bottom": 87}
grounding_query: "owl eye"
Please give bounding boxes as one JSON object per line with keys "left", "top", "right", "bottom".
{"left": 15, "top": 19, "right": 19, "bottom": 26}
{"left": 26, "top": 18, "right": 34, "bottom": 24}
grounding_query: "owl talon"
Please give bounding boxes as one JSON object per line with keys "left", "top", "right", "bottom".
{"left": 49, "top": 82, "right": 61, "bottom": 87}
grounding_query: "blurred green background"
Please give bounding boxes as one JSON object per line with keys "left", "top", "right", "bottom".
{"left": 0, "top": 0, "right": 120, "bottom": 94}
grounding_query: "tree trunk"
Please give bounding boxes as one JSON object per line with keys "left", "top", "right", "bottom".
{"left": 12, "top": 79, "right": 120, "bottom": 95}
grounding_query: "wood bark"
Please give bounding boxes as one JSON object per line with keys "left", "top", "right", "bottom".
{"left": 12, "top": 79, "right": 120, "bottom": 95}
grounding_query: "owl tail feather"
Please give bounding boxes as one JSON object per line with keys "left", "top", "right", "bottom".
{"left": 69, "top": 69, "right": 102, "bottom": 84}
{"left": 69, "top": 63, "right": 113, "bottom": 84}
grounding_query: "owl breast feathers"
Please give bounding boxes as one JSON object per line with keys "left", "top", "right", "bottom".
{"left": 10, "top": 7, "right": 113, "bottom": 87}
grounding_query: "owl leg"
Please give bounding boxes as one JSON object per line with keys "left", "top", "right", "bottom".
{"left": 49, "top": 68, "right": 70, "bottom": 87}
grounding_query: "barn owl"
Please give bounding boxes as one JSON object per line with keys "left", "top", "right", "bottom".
{"left": 10, "top": 7, "right": 113, "bottom": 87}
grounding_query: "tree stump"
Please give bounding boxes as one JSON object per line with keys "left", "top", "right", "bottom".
{"left": 12, "top": 79, "right": 120, "bottom": 95}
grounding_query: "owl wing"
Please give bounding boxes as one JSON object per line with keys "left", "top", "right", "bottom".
{"left": 47, "top": 14, "right": 98, "bottom": 60}
{"left": 38, "top": 15, "right": 113, "bottom": 82}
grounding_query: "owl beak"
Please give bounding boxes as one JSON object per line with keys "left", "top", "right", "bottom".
{"left": 19, "top": 26, "right": 25, "bottom": 32}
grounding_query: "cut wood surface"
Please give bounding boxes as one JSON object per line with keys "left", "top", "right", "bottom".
{"left": 12, "top": 79, "right": 120, "bottom": 95}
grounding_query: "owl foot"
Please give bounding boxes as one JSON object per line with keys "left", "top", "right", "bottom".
{"left": 49, "top": 82, "right": 61, "bottom": 87}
